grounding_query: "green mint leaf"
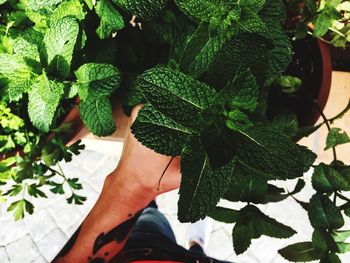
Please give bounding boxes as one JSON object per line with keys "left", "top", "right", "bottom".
{"left": 259, "top": 0, "right": 286, "bottom": 24}
{"left": 138, "top": 67, "right": 217, "bottom": 129}
{"left": 232, "top": 223, "right": 253, "bottom": 254}
{"left": 79, "top": 96, "right": 116, "bottom": 136}
{"left": 84, "top": 0, "right": 94, "bottom": 10}
{"left": 237, "top": 125, "right": 316, "bottom": 180}
{"left": 217, "top": 68, "right": 259, "bottom": 112}
{"left": 131, "top": 104, "right": 192, "bottom": 156}
{"left": 312, "top": 229, "right": 339, "bottom": 253}
{"left": 233, "top": 205, "right": 296, "bottom": 254}
{"left": 337, "top": 242, "right": 350, "bottom": 254}
{"left": 266, "top": 23, "right": 292, "bottom": 80}
{"left": 0, "top": 0, "right": 8, "bottom": 5}
{"left": 75, "top": 63, "right": 121, "bottom": 99}
{"left": 42, "top": 17, "right": 80, "bottom": 77}
{"left": 121, "top": 0, "right": 168, "bottom": 20}
{"left": 314, "top": 6, "right": 341, "bottom": 38}
{"left": 325, "top": 128, "right": 350, "bottom": 150}
{"left": 178, "top": 139, "right": 235, "bottom": 222}
{"left": 224, "top": 177, "right": 267, "bottom": 204}
{"left": 312, "top": 163, "right": 350, "bottom": 192}
{"left": 28, "top": 0, "right": 64, "bottom": 11}
{"left": 0, "top": 54, "right": 33, "bottom": 101}
{"left": 236, "top": 9, "right": 271, "bottom": 41}
{"left": 96, "top": 0, "right": 124, "bottom": 39}
{"left": 208, "top": 206, "right": 239, "bottom": 224}
{"left": 320, "top": 253, "right": 341, "bottom": 263}
{"left": 28, "top": 73, "right": 64, "bottom": 133}
{"left": 13, "top": 29, "right": 43, "bottom": 64}
{"left": 278, "top": 242, "right": 322, "bottom": 262}
{"left": 200, "top": 121, "right": 238, "bottom": 168}
{"left": 51, "top": 0, "right": 86, "bottom": 24}
{"left": 179, "top": 23, "right": 226, "bottom": 78}
{"left": 25, "top": 9, "right": 49, "bottom": 31}
{"left": 240, "top": 0, "right": 265, "bottom": 12}
{"left": 175, "top": 0, "right": 240, "bottom": 28}
{"left": 308, "top": 194, "right": 344, "bottom": 230}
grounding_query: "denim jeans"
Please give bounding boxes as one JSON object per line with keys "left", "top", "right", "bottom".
{"left": 112, "top": 208, "right": 231, "bottom": 263}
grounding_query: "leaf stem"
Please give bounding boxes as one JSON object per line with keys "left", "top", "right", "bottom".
{"left": 157, "top": 157, "right": 175, "bottom": 191}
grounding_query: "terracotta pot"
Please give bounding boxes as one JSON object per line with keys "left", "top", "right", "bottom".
{"left": 267, "top": 35, "right": 332, "bottom": 127}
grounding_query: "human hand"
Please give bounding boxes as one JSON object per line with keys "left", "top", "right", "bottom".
{"left": 109, "top": 105, "right": 181, "bottom": 202}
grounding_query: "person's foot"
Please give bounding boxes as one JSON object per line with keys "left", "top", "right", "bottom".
{"left": 188, "top": 217, "right": 213, "bottom": 252}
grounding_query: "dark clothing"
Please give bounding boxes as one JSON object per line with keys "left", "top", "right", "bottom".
{"left": 112, "top": 208, "right": 232, "bottom": 263}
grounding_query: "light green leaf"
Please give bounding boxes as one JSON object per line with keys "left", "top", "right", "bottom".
{"left": 209, "top": 206, "right": 239, "bottom": 224}
{"left": 0, "top": 0, "right": 8, "bottom": 5}
{"left": 325, "top": 128, "right": 350, "bottom": 150}
{"left": 308, "top": 194, "right": 344, "bottom": 230}
{"left": 138, "top": 67, "right": 217, "bottom": 129}
{"left": 314, "top": 6, "right": 341, "bottom": 37}
{"left": 278, "top": 242, "right": 322, "bottom": 262}
{"left": 237, "top": 125, "right": 317, "bottom": 180}
{"left": 79, "top": 97, "right": 116, "bottom": 136}
{"left": 131, "top": 104, "right": 192, "bottom": 156}
{"left": 43, "top": 17, "right": 80, "bottom": 77}
{"left": 337, "top": 242, "right": 350, "bottom": 254}
{"left": 28, "top": 0, "right": 64, "bottom": 11}
{"left": 178, "top": 139, "right": 235, "bottom": 222}
{"left": 96, "top": 0, "right": 124, "bottom": 39}
{"left": 0, "top": 54, "right": 33, "bottom": 101}
{"left": 7, "top": 199, "right": 34, "bottom": 221}
{"left": 51, "top": 0, "right": 86, "bottom": 24}
{"left": 121, "top": 0, "right": 168, "bottom": 20}
{"left": 28, "top": 73, "right": 64, "bottom": 132}
{"left": 75, "top": 63, "right": 121, "bottom": 98}
{"left": 13, "top": 29, "right": 43, "bottom": 63}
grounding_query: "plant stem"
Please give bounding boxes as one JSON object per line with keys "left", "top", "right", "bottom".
{"left": 336, "top": 192, "right": 350, "bottom": 203}
{"left": 157, "top": 157, "right": 175, "bottom": 191}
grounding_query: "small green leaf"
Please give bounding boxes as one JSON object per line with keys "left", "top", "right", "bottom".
{"left": 226, "top": 110, "right": 253, "bottom": 131}
{"left": 51, "top": 0, "right": 86, "bottom": 24}
{"left": 75, "top": 63, "right": 121, "bottom": 98}
{"left": 209, "top": 206, "right": 239, "bottom": 224}
{"left": 43, "top": 17, "right": 80, "bottom": 77}
{"left": 312, "top": 229, "right": 339, "bottom": 253}
{"left": 27, "top": 184, "right": 48, "bottom": 198}
{"left": 67, "top": 178, "right": 83, "bottom": 190}
{"left": 308, "top": 194, "right": 344, "bottom": 230}
{"left": 314, "top": 6, "right": 341, "bottom": 38}
{"left": 79, "top": 96, "right": 116, "bottom": 136}
{"left": 49, "top": 182, "right": 65, "bottom": 194}
{"left": 96, "top": 0, "right": 124, "bottom": 39}
{"left": 178, "top": 139, "right": 235, "bottom": 222}
{"left": 0, "top": 54, "right": 33, "bottom": 101}
{"left": 233, "top": 205, "right": 296, "bottom": 254}
{"left": 278, "top": 242, "right": 322, "bottom": 262}
{"left": 7, "top": 199, "right": 34, "bottom": 221}
{"left": 131, "top": 104, "right": 192, "bottom": 156}
{"left": 67, "top": 193, "right": 87, "bottom": 205}
{"left": 325, "top": 128, "right": 350, "bottom": 150}
{"left": 28, "top": 73, "right": 64, "bottom": 133}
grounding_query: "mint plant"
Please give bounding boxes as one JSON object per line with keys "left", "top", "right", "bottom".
{"left": 287, "top": 0, "right": 350, "bottom": 48}
{"left": 0, "top": 0, "right": 350, "bottom": 261}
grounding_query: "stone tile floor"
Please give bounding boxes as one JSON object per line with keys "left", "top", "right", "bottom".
{"left": 0, "top": 138, "right": 350, "bottom": 262}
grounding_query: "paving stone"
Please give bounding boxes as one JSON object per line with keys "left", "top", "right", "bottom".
{"left": 0, "top": 218, "right": 28, "bottom": 245}
{"left": 36, "top": 229, "right": 66, "bottom": 262}
{"left": 76, "top": 182, "right": 99, "bottom": 214}
{"left": 48, "top": 201, "right": 82, "bottom": 233}
{"left": 206, "top": 227, "right": 233, "bottom": 260}
{"left": 71, "top": 149, "right": 108, "bottom": 175}
{"left": 25, "top": 209, "right": 58, "bottom": 242}
{"left": 6, "top": 235, "right": 40, "bottom": 262}
{"left": 31, "top": 254, "right": 48, "bottom": 263}
{"left": 0, "top": 247, "right": 10, "bottom": 263}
